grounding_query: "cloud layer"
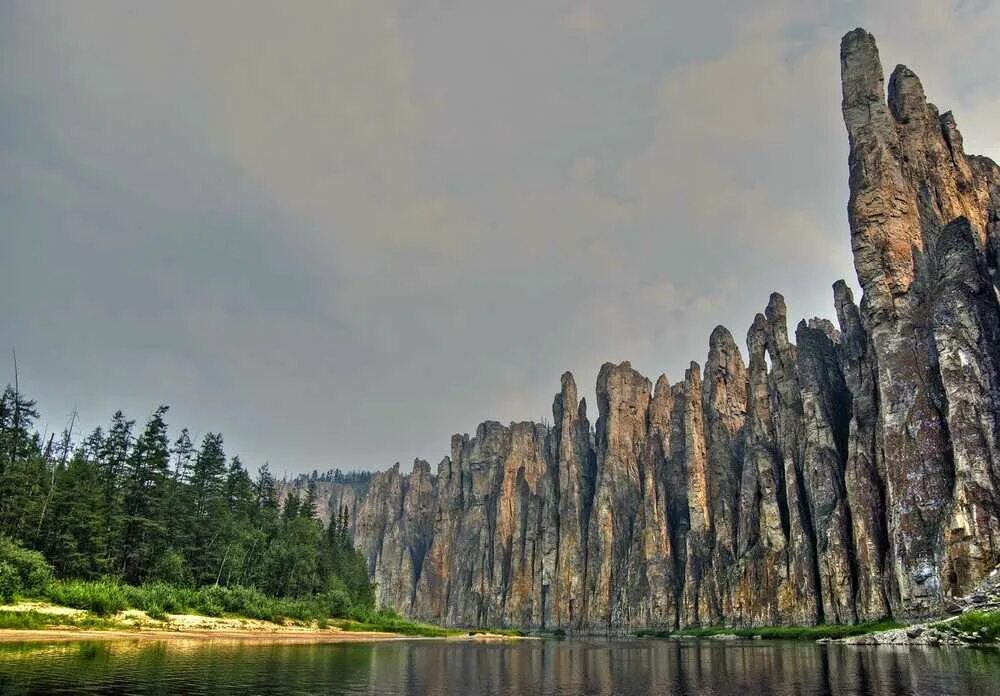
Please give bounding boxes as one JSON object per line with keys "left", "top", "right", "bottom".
{"left": 2, "top": 1, "right": 998, "bottom": 473}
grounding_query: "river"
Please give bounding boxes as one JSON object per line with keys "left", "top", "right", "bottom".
{"left": 0, "top": 638, "right": 997, "bottom": 694}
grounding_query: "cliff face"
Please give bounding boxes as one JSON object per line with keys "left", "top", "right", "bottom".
{"left": 291, "top": 30, "right": 1000, "bottom": 631}
{"left": 841, "top": 28, "right": 1000, "bottom": 617}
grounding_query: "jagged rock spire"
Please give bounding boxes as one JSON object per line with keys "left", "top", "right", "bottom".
{"left": 280, "top": 29, "right": 1000, "bottom": 631}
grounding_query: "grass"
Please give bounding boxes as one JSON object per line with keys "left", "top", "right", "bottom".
{"left": 932, "top": 611, "right": 1000, "bottom": 643}
{"left": 38, "top": 579, "right": 342, "bottom": 623}
{"left": 636, "top": 619, "right": 903, "bottom": 641}
{"left": 335, "top": 615, "right": 459, "bottom": 638}
{"left": 467, "top": 627, "right": 527, "bottom": 637}
{"left": 0, "top": 610, "right": 127, "bottom": 631}
{"left": 2, "top": 579, "right": 463, "bottom": 638}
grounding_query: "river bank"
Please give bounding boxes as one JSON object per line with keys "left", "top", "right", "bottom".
{"left": 0, "top": 601, "right": 527, "bottom": 644}
{"left": 632, "top": 611, "right": 1000, "bottom": 647}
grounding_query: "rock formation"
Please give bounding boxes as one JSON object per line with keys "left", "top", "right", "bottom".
{"left": 283, "top": 29, "right": 1000, "bottom": 631}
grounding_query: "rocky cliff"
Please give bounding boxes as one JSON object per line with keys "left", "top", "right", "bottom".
{"left": 288, "top": 30, "right": 1000, "bottom": 632}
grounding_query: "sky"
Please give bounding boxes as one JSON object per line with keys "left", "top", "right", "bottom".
{"left": 2, "top": 1, "right": 999, "bottom": 476}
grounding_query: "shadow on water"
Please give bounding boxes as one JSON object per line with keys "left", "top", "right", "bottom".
{"left": 0, "top": 638, "right": 997, "bottom": 695}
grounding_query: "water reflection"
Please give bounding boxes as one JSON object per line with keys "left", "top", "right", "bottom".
{"left": 0, "top": 638, "right": 997, "bottom": 695}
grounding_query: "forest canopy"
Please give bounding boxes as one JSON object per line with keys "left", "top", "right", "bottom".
{"left": 0, "top": 384, "right": 373, "bottom": 616}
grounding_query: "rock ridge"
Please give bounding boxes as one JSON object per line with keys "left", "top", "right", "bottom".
{"left": 281, "top": 29, "right": 1000, "bottom": 631}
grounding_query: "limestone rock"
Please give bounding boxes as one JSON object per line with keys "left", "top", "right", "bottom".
{"left": 795, "top": 317, "right": 855, "bottom": 624}
{"left": 299, "top": 28, "right": 1000, "bottom": 633}
{"left": 834, "top": 280, "right": 892, "bottom": 622}
{"left": 841, "top": 27, "right": 1000, "bottom": 614}
{"left": 585, "top": 361, "right": 660, "bottom": 632}
{"left": 551, "top": 373, "right": 596, "bottom": 628}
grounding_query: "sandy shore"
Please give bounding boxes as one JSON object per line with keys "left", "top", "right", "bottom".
{"left": 0, "top": 627, "right": 531, "bottom": 644}
{"left": 0, "top": 602, "right": 529, "bottom": 644}
{"left": 0, "top": 627, "right": 410, "bottom": 644}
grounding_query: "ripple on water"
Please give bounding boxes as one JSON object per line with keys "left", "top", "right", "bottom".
{"left": 0, "top": 638, "right": 998, "bottom": 695}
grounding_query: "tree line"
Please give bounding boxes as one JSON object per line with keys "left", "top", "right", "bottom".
{"left": 0, "top": 384, "right": 373, "bottom": 608}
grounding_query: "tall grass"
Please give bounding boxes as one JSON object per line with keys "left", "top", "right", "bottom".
{"left": 26, "top": 579, "right": 455, "bottom": 637}
{"left": 42, "top": 579, "right": 129, "bottom": 616}
{"left": 0, "top": 609, "right": 124, "bottom": 631}
{"left": 38, "top": 579, "right": 334, "bottom": 621}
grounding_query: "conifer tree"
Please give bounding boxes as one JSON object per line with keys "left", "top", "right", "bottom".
{"left": 119, "top": 406, "right": 171, "bottom": 583}
{"left": 187, "top": 433, "right": 228, "bottom": 584}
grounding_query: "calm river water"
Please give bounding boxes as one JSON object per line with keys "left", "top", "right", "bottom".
{"left": 0, "top": 638, "right": 997, "bottom": 695}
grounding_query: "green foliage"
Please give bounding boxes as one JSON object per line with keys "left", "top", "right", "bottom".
{"left": 335, "top": 609, "right": 459, "bottom": 637}
{"left": 0, "top": 562, "right": 18, "bottom": 603}
{"left": 324, "top": 587, "right": 352, "bottom": 617}
{"left": 0, "top": 387, "right": 377, "bottom": 627}
{"left": 934, "top": 611, "right": 1000, "bottom": 643}
{"left": 634, "top": 619, "right": 903, "bottom": 641}
{"left": 147, "top": 549, "right": 193, "bottom": 588}
{"left": 466, "top": 626, "right": 526, "bottom": 637}
{"left": 0, "top": 609, "right": 126, "bottom": 631}
{"left": 22, "top": 577, "right": 401, "bottom": 637}
{"left": 119, "top": 406, "right": 172, "bottom": 584}
{"left": 43, "top": 579, "right": 129, "bottom": 616}
{"left": 0, "top": 536, "right": 54, "bottom": 599}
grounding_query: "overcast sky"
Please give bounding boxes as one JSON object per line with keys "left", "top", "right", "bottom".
{"left": 2, "top": 1, "right": 999, "bottom": 475}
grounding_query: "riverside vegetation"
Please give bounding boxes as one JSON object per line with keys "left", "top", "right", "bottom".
{"left": 0, "top": 395, "right": 449, "bottom": 636}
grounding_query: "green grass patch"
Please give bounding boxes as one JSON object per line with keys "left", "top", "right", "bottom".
{"left": 933, "top": 611, "right": 1000, "bottom": 643}
{"left": 36, "top": 579, "right": 357, "bottom": 625}
{"left": 42, "top": 579, "right": 129, "bottom": 616}
{"left": 466, "top": 627, "right": 526, "bottom": 637}
{"left": 334, "top": 614, "right": 459, "bottom": 637}
{"left": 0, "top": 610, "right": 127, "bottom": 631}
{"left": 21, "top": 579, "right": 463, "bottom": 638}
{"left": 636, "top": 619, "right": 902, "bottom": 641}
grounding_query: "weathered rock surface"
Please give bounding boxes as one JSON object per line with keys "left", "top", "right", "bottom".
{"left": 277, "top": 476, "right": 370, "bottom": 533}
{"left": 287, "top": 30, "right": 1000, "bottom": 632}
{"left": 842, "top": 27, "right": 1000, "bottom": 616}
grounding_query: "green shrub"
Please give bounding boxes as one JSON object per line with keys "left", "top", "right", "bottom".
{"left": 0, "top": 562, "right": 19, "bottom": 603}
{"left": 43, "top": 579, "right": 128, "bottom": 616}
{"left": 324, "top": 588, "right": 352, "bottom": 618}
{"left": 147, "top": 551, "right": 193, "bottom": 588}
{"left": 0, "top": 536, "right": 54, "bottom": 596}
{"left": 123, "top": 582, "right": 195, "bottom": 615}
{"left": 193, "top": 586, "right": 226, "bottom": 617}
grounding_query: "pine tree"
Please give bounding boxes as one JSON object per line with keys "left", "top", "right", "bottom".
{"left": 0, "top": 383, "right": 376, "bottom": 608}
{"left": 186, "top": 433, "right": 228, "bottom": 584}
{"left": 97, "top": 411, "right": 134, "bottom": 572}
{"left": 0, "top": 386, "right": 43, "bottom": 537}
{"left": 161, "top": 428, "right": 195, "bottom": 562}
{"left": 282, "top": 492, "right": 301, "bottom": 521}
{"left": 41, "top": 451, "right": 107, "bottom": 578}
{"left": 119, "top": 406, "right": 171, "bottom": 583}
{"left": 255, "top": 463, "right": 279, "bottom": 513}
{"left": 302, "top": 480, "right": 319, "bottom": 520}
